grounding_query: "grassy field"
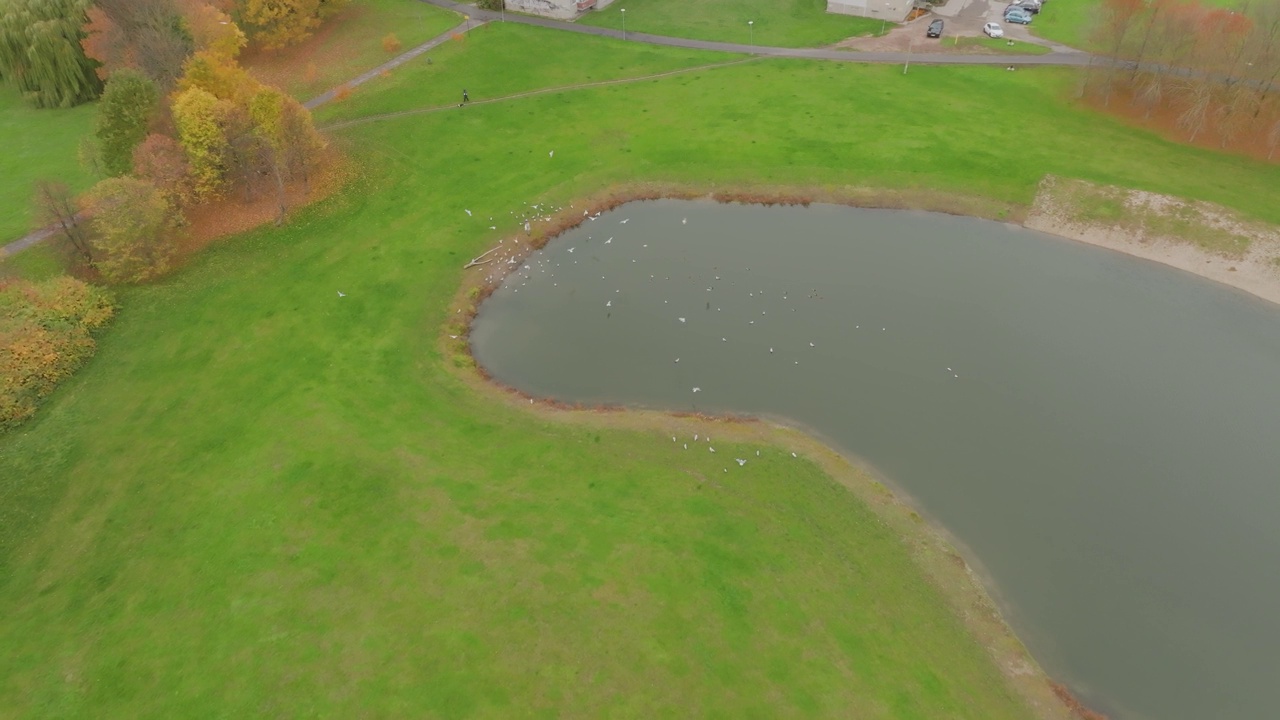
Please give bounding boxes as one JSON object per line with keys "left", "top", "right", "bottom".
{"left": 954, "top": 36, "right": 1052, "bottom": 55}
{"left": 1027, "top": 0, "right": 1101, "bottom": 49}
{"left": 0, "top": 87, "right": 96, "bottom": 244}
{"left": 242, "top": 0, "right": 461, "bottom": 100}
{"left": 578, "top": 0, "right": 886, "bottom": 48}
{"left": 4, "top": 20, "right": 1280, "bottom": 718}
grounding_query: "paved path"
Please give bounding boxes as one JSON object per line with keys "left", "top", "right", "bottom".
{"left": 303, "top": 19, "right": 480, "bottom": 109}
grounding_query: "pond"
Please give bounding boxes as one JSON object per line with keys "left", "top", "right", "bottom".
{"left": 469, "top": 199, "right": 1280, "bottom": 720}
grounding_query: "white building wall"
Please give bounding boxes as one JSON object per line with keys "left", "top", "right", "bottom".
{"left": 827, "top": 0, "right": 912, "bottom": 23}
{"left": 507, "top": 0, "right": 580, "bottom": 20}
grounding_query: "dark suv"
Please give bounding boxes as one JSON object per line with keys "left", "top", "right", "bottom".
{"left": 927, "top": 19, "right": 944, "bottom": 37}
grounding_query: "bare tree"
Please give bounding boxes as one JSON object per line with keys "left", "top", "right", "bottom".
{"left": 34, "top": 180, "right": 92, "bottom": 262}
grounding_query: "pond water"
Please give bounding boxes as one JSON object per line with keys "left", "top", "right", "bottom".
{"left": 469, "top": 200, "right": 1280, "bottom": 720}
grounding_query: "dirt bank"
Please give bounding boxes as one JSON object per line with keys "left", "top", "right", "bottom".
{"left": 1026, "top": 176, "right": 1280, "bottom": 306}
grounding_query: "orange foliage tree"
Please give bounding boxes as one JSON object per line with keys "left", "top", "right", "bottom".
{"left": 1087, "top": 0, "right": 1280, "bottom": 157}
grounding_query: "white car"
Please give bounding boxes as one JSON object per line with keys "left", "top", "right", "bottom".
{"left": 983, "top": 22, "right": 1005, "bottom": 38}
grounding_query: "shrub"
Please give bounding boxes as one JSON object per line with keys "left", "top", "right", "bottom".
{"left": 382, "top": 33, "right": 402, "bottom": 53}
{"left": 0, "top": 277, "right": 115, "bottom": 430}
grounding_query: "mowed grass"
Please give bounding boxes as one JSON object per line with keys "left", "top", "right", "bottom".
{"left": 0, "top": 242, "right": 65, "bottom": 282}
{"left": 242, "top": 0, "right": 461, "bottom": 100}
{"left": 954, "top": 36, "right": 1052, "bottom": 55}
{"left": 3, "top": 23, "right": 1280, "bottom": 718}
{"left": 1028, "top": 0, "right": 1102, "bottom": 49}
{"left": 315, "top": 22, "right": 740, "bottom": 125}
{"left": 0, "top": 86, "right": 96, "bottom": 243}
{"left": 578, "top": 0, "right": 886, "bottom": 48}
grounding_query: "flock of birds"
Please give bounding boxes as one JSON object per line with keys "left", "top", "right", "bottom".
{"left": 456, "top": 203, "right": 964, "bottom": 473}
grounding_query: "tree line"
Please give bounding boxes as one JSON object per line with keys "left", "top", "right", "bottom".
{"left": 2, "top": 0, "right": 340, "bottom": 431}
{"left": 0, "top": 0, "right": 349, "bottom": 108}
{"left": 1086, "top": 0, "right": 1280, "bottom": 157}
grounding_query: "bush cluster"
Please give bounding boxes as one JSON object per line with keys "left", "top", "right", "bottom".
{"left": 0, "top": 277, "right": 115, "bottom": 429}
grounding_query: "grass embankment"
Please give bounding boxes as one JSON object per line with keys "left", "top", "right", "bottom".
{"left": 241, "top": 0, "right": 461, "bottom": 100}
{"left": 0, "top": 87, "right": 95, "bottom": 244}
{"left": 578, "top": 0, "right": 886, "bottom": 48}
{"left": 4, "top": 21, "right": 1280, "bottom": 718}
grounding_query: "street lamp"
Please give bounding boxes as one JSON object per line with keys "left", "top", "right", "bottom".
{"left": 748, "top": 20, "right": 753, "bottom": 44}
{"left": 501, "top": 0, "right": 505, "bottom": 22}
{"left": 621, "top": 8, "right": 626, "bottom": 41}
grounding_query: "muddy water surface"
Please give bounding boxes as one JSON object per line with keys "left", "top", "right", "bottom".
{"left": 470, "top": 200, "right": 1280, "bottom": 720}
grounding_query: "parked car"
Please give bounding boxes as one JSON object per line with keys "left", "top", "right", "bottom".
{"left": 1004, "top": 7, "right": 1033, "bottom": 23}
{"left": 1013, "top": 0, "right": 1041, "bottom": 13}
{"left": 927, "top": 19, "right": 944, "bottom": 38}
{"left": 983, "top": 22, "right": 1004, "bottom": 38}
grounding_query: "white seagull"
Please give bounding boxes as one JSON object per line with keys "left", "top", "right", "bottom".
{"left": 692, "top": 387, "right": 701, "bottom": 393}
{"left": 337, "top": 291, "right": 345, "bottom": 297}
{"left": 735, "top": 458, "right": 747, "bottom": 466}
{"left": 678, "top": 317, "right": 686, "bottom": 323}
{"left": 464, "top": 209, "right": 472, "bottom": 216}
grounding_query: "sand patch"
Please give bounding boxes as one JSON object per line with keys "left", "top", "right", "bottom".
{"left": 1026, "top": 176, "right": 1280, "bottom": 306}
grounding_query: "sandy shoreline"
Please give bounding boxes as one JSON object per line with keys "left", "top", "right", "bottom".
{"left": 1025, "top": 176, "right": 1280, "bottom": 307}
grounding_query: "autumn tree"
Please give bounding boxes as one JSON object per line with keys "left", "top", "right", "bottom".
{"left": 235, "top": 0, "right": 349, "bottom": 50}
{"left": 95, "top": 70, "right": 160, "bottom": 176}
{"left": 277, "top": 92, "right": 325, "bottom": 193}
{"left": 80, "top": 177, "right": 181, "bottom": 283}
{"left": 33, "top": 180, "right": 92, "bottom": 262}
{"left": 0, "top": 0, "right": 101, "bottom": 108}
{"left": 183, "top": 1, "right": 247, "bottom": 59}
{"left": 133, "top": 134, "right": 193, "bottom": 209}
{"left": 172, "top": 86, "right": 231, "bottom": 200}
{"left": 81, "top": 0, "right": 194, "bottom": 88}
{"left": 177, "top": 49, "right": 260, "bottom": 102}
{"left": 1090, "top": 0, "right": 1144, "bottom": 106}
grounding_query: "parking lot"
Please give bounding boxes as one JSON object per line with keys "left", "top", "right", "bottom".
{"left": 836, "top": 0, "right": 1083, "bottom": 54}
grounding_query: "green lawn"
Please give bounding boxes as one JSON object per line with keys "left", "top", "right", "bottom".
{"left": 4, "top": 20, "right": 1280, "bottom": 719}
{"left": 578, "top": 0, "right": 887, "bottom": 48}
{"left": 954, "top": 36, "right": 1052, "bottom": 55}
{"left": 0, "top": 86, "right": 96, "bottom": 244}
{"left": 0, "top": 242, "right": 65, "bottom": 282}
{"left": 242, "top": 0, "right": 461, "bottom": 100}
{"left": 1027, "top": 0, "right": 1101, "bottom": 49}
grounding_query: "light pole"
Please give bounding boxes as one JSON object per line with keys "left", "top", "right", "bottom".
{"left": 621, "top": 8, "right": 626, "bottom": 41}
{"left": 748, "top": 20, "right": 753, "bottom": 45}
{"left": 501, "top": 0, "right": 505, "bottom": 22}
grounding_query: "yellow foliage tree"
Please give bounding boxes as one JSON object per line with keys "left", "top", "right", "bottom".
{"left": 81, "top": 177, "right": 181, "bottom": 283}
{"left": 182, "top": 2, "right": 248, "bottom": 59}
{"left": 172, "top": 87, "right": 232, "bottom": 200}
{"left": 237, "top": 0, "right": 350, "bottom": 50}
